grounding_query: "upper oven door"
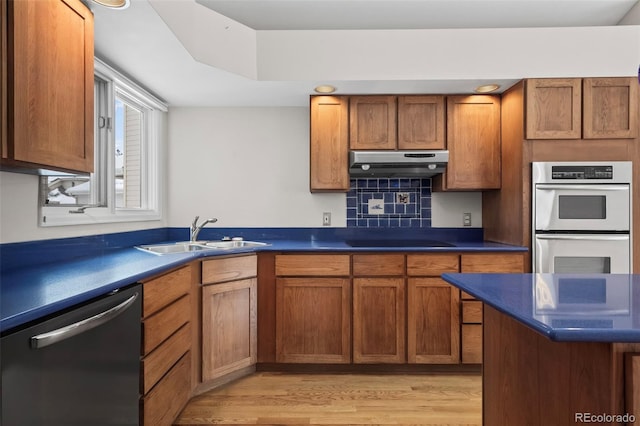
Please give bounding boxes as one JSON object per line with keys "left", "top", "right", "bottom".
{"left": 534, "top": 184, "right": 630, "bottom": 231}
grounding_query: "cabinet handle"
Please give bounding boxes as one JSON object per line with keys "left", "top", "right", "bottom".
{"left": 535, "top": 234, "right": 628, "bottom": 241}
{"left": 535, "top": 184, "right": 628, "bottom": 191}
{"left": 30, "top": 292, "right": 139, "bottom": 349}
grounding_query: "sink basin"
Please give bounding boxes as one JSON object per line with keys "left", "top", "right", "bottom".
{"left": 136, "top": 242, "right": 216, "bottom": 255}
{"left": 136, "top": 240, "right": 269, "bottom": 255}
{"left": 201, "top": 240, "right": 269, "bottom": 249}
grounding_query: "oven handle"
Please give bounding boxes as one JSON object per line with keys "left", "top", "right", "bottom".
{"left": 535, "top": 234, "right": 629, "bottom": 241}
{"left": 30, "top": 292, "right": 139, "bottom": 350}
{"left": 535, "top": 184, "right": 628, "bottom": 191}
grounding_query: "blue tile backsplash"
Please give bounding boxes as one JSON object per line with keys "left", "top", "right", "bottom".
{"left": 347, "top": 178, "right": 432, "bottom": 228}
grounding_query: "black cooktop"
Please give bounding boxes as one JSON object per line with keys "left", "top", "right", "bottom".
{"left": 345, "top": 239, "right": 455, "bottom": 248}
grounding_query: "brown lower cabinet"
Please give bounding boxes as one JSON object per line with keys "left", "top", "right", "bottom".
{"left": 201, "top": 255, "right": 258, "bottom": 382}
{"left": 460, "top": 253, "right": 526, "bottom": 363}
{"left": 276, "top": 277, "right": 352, "bottom": 363}
{"left": 407, "top": 278, "right": 460, "bottom": 364}
{"left": 353, "top": 277, "right": 405, "bottom": 363}
{"left": 140, "top": 265, "right": 193, "bottom": 426}
{"left": 407, "top": 254, "right": 461, "bottom": 364}
{"left": 268, "top": 252, "right": 526, "bottom": 367}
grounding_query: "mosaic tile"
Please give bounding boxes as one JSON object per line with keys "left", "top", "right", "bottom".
{"left": 347, "top": 178, "right": 433, "bottom": 228}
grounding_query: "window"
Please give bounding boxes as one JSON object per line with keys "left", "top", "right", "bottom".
{"left": 39, "top": 58, "right": 166, "bottom": 226}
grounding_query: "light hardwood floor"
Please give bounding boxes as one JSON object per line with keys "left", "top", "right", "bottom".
{"left": 174, "top": 372, "right": 482, "bottom": 425}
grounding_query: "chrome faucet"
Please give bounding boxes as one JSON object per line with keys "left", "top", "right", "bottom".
{"left": 190, "top": 216, "right": 218, "bottom": 242}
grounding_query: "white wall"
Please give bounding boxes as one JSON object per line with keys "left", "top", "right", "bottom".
{"left": 167, "top": 107, "right": 345, "bottom": 227}
{"left": 166, "top": 106, "right": 482, "bottom": 228}
{"left": 0, "top": 171, "right": 166, "bottom": 243}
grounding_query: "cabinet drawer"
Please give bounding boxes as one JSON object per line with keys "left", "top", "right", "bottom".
{"left": 142, "top": 352, "right": 191, "bottom": 426}
{"left": 462, "top": 301, "right": 483, "bottom": 324}
{"left": 143, "top": 266, "right": 191, "bottom": 318}
{"left": 406, "top": 254, "right": 459, "bottom": 276}
{"left": 352, "top": 254, "right": 404, "bottom": 276}
{"left": 275, "top": 254, "right": 350, "bottom": 276}
{"left": 202, "top": 255, "right": 257, "bottom": 284}
{"left": 462, "top": 324, "right": 482, "bottom": 364}
{"left": 461, "top": 254, "right": 524, "bottom": 273}
{"left": 142, "top": 323, "right": 191, "bottom": 394}
{"left": 143, "top": 295, "right": 190, "bottom": 355}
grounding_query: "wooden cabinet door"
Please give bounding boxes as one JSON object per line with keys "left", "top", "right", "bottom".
{"left": 353, "top": 278, "right": 405, "bottom": 363}
{"left": 202, "top": 278, "right": 257, "bottom": 381}
{"left": 310, "top": 96, "right": 350, "bottom": 192}
{"left": 583, "top": 77, "right": 638, "bottom": 139}
{"left": 349, "top": 96, "right": 397, "bottom": 150}
{"left": 397, "top": 95, "right": 446, "bottom": 150}
{"left": 526, "top": 78, "right": 581, "bottom": 139}
{"left": 6, "top": 0, "right": 94, "bottom": 173}
{"left": 441, "top": 95, "right": 501, "bottom": 190}
{"left": 276, "top": 277, "right": 351, "bottom": 363}
{"left": 407, "top": 278, "right": 460, "bottom": 364}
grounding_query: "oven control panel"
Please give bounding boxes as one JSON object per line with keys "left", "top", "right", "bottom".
{"left": 551, "top": 165, "right": 613, "bottom": 180}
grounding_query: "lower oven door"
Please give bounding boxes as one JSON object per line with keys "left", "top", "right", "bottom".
{"left": 534, "top": 184, "right": 630, "bottom": 232}
{"left": 534, "top": 234, "right": 630, "bottom": 273}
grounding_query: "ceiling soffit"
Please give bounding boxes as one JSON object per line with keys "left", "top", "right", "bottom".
{"left": 149, "top": 0, "right": 640, "bottom": 83}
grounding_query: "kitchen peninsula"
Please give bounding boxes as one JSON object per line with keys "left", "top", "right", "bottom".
{"left": 441, "top": 273, "right": 640, "bottom": 426}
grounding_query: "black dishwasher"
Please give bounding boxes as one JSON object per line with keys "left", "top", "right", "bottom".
{"left": 1, "top": 284, "right": 142, "bottom": 426}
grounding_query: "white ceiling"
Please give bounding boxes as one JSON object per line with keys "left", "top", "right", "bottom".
{"left": 91, "top": 0, "right": 640, "bottom": 107}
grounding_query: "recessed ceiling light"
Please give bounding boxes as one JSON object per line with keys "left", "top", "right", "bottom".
{"left": 475, "top": 84, "right": 500, "bottom": 93}
{"left": 91, "top": 0, "right": 130, "bottom": 9}
{"left": 314, "top": 85, "right": 337, "bottom": 94}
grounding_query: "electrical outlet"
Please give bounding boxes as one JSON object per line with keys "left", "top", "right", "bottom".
{"left": 323, "top": 212, "right": 331, "bottom": 226}
{"left": 463, "top": 212, "right": 472, "bottom": 227}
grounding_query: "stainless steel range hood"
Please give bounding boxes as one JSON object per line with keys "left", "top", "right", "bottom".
{"left": 349, "top": 151, "right": 449, "bottom": 178}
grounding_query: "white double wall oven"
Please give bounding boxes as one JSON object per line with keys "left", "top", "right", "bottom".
{"left": 532, "top": 161, "right": 633, "bottom": 274}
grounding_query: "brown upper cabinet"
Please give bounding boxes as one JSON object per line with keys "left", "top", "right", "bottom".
{"left": 2, "top": 0, "right": 94, "bottom": 174}
{"left": 310, "top": 96, "right": 350, "bottom": 192}
{"left": 526, "top": 78, "right": 582, "bottom": 139}
{"left": 434, "top": 95, "right": 501, "bottom": 190}
{"left": 526, "top": 77, "right": 637, "bottom": 140}
{"left": 349, "top": 95, "right": 397, "bottom": 150}
{"left": 397, "top": 95, "right": 446, "bottom": 150}
{"left": 583, "top": 77, "right": 638, "bottom": 139}
{"left": 349, "top": 95, "right": 446, "bottom": 150}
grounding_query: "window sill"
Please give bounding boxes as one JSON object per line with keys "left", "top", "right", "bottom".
{"left": 40, "top": 208, "right": 162, "bottom": 227}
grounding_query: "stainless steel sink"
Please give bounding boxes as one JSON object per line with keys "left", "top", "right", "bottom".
{"left": 136, "top": 242, "right": 215, "bottom": 255}
{"left": 136, "top": 240, "right": 269, "bottom": 255}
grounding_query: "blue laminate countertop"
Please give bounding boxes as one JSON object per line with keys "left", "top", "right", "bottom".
{"left": 442, "top": 273, "right": 640, "bottom": 343}
{"left": 0, "top": 229, "right": 525, "bottom": 334}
